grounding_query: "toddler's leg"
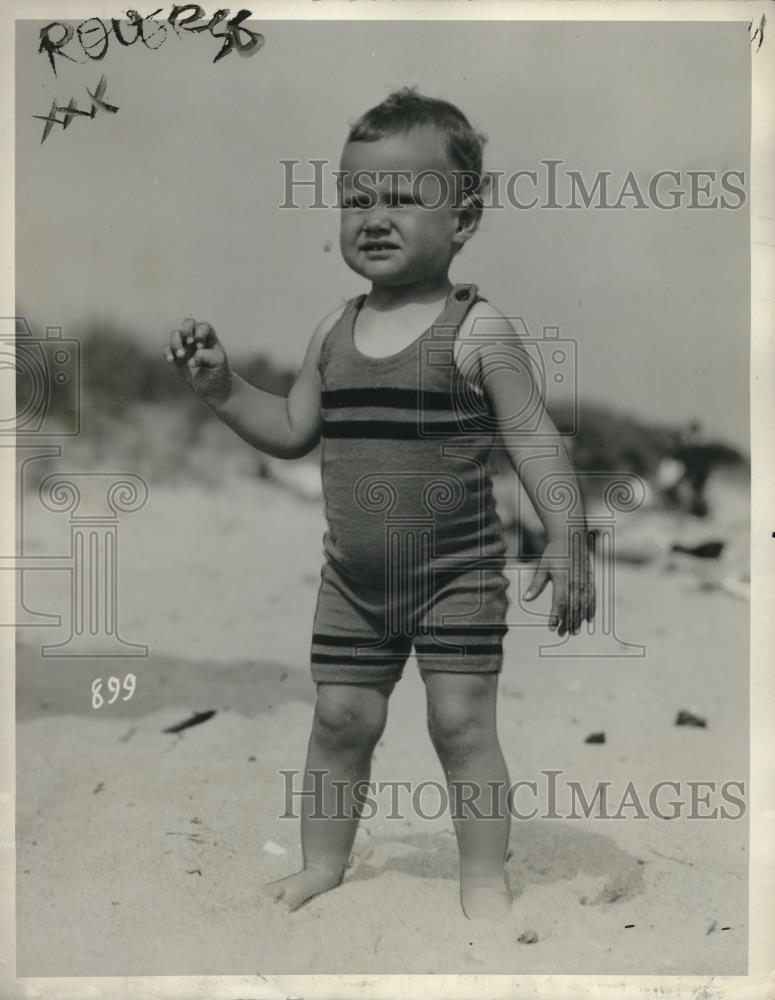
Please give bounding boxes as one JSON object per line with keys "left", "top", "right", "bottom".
{"left": 264, "top": 678, "right": 394, "bottom": 911}
{"left": 423, "top": 671, "right": 512, "bottom": 920}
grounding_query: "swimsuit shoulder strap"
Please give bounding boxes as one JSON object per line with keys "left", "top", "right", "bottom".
{"left": 317, "top": 294, "right": 365, "bottom": 376}
{"left": 428, "top": 283, "right": 484, "bottom": 340}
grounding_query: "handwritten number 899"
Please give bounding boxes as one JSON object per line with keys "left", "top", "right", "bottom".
{"left": 91, "top": 674, "right": 137, "bottom": 709}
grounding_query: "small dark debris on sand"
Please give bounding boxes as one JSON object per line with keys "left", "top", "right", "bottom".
{"left": 706, "top": 920, "right": 717, "bottom": 935}
{"left": 518, "top": 930, "right": 539, "bottom": 944}
{"left": 625, "top": 923, "right": 635, "bottom": 929}
{"left": 93, "top": 781, "right": 104, "bottom": 794}
{"left": 675, "top": 710, "right": 707, "bottom": 728}
{"left": 163, "top": 710, "right": 217, "bottom": 734}
{"left": 585, "top": 732, "right": 606, "bottom": 744}
{"left": 185, "top": 868, "right": 202, "bottom": 876}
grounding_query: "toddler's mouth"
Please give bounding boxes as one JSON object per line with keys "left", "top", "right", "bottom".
{"left": 361, "top": 241, "right": 399, "bottom": 252}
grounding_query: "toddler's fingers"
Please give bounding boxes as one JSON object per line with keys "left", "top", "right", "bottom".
{"left": 566, "top": 597, "right": 577, "bottom": 635}
{"left": 583, "top": 576, "right": 593, "bottom": 625}
{"left": 587, "top": 581, "right": 597, "bottom": 622}
{"left": 194, "top": 321, "right": 216, "bottom": 349}
{"left": 572, "top": 581, "right": 587, "bottom": 633}
{"left": 571, "top": 536, "right": 587, "bottom": 632}
{"left": 586, "top": 543, "right": 597, "bottom": 622}
{"left": 571, "top": 595, "right": 585, "bottom": 634}
{"left": 179, "top": 316, "right": 197, "bottom": 348}
{"left": 524, "top": 565, "right": 549, "bottom": 602}
{"left": 189, "top": 347, "right": 221, "bottom": 369}
{"left": 549, "top": 567, "right": 570, "bottom": 630}
{"left": 169, "top": 328, "right": 193, "bottom": 362}
{"left": 549, "top": 593, "right": 566, "bottom": 633}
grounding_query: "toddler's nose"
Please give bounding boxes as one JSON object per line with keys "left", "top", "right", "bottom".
{"left": 363, "top": 206, "right": 391, "bottom": 233}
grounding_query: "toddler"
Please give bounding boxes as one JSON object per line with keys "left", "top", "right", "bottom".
{"left": 164, "top": 89, "right": 595, "bottom": 920}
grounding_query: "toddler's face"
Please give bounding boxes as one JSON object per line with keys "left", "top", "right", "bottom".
{"left": 338, "top": 127, "right": 466, "bottom": 287}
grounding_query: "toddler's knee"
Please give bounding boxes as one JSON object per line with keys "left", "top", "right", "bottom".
{"left": 427, "top": 701, "right": 485, "bottom": 759}
{"left": 313, "top": 697, "right": 385, "bottom": 752}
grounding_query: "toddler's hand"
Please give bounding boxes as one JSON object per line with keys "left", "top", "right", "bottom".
{"left": 523, "top": 531, "right": 596, "bottom": 636}
{"left": 164, "top": 317, "right": 232, "bottom": 409}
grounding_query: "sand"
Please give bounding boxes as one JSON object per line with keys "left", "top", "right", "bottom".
{"left": 14, "top": 473, "right": 749, "bottom": 976}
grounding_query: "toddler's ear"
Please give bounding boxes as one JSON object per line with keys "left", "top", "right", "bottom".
{"left": 454, "top": 196, "right": 481, "bottom": 242}
{"left": 457, "top": 207, "right": 471, "bottom": 231}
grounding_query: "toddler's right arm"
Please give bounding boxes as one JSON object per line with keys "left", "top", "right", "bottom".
{"left": 164, "top": 304, "right": 345, "bottom": 459}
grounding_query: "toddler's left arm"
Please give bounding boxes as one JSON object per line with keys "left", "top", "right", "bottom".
{"left": 458, "top": 302, "right": 595, "bottom": 637}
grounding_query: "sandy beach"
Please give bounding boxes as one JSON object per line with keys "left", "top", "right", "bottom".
{"left": 14, "top": 471, "right": 749, "bottom": 976}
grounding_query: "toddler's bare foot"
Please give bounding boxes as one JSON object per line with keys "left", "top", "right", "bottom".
{"left": 460, "top": 873, "right": 513, "bottom": 921}
{"left": 263, "top": 865, "right": 343, "bottom": 912}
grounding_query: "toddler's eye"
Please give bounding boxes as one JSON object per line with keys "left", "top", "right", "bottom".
{"left": 387, "top": 193, "right": 416, "bottom": 207}
{"left": 343, "top": 195, "right": 376, "bottom": 209}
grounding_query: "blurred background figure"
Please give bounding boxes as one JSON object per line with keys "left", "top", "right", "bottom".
{"left": 658, "top": 419, "right": 743, "bottom": 519}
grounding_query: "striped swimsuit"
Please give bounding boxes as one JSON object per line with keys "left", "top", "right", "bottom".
{"left": 311, "top": 283, "right": 510, "bottom": 684}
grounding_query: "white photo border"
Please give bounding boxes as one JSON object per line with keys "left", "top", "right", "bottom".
{"left": 1, "top": 1, "right": 772, "bottom": 997}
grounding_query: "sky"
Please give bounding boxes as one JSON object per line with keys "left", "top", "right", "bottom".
{"left": 16, "top": 18, "right": 750, "bottom": 448}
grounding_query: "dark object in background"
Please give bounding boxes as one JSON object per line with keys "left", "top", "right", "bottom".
{"left": 585, "top": 732, "right": 606, "bottom": 744}
{"left": 661, "top": 419, "right": 745, "bottom": 519}
{"left": 675, "top": 710, "right": 707, "bottom": 728}
{"left": 670, "top": 541, "right": 725, "bottom": 560}
{"left": 163, "top": 709, "right": 217, "bottom": 734}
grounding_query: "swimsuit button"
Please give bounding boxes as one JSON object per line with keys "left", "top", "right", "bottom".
{"left": 455, "top": 288, "right": 470, "bottom": 300}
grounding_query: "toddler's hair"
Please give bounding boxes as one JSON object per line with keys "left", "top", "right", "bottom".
{"left": 347, "top": 87, "right": 489, "bottom": 213}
